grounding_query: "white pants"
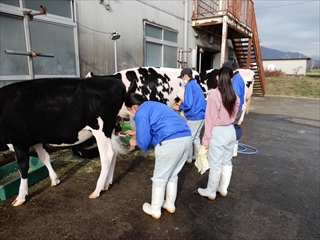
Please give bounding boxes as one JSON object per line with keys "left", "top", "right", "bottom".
{"left": 208, "top": 125, "right": 236, "bottom": 172}
{"left": 186, "top": 119, "right": 204, "bottom": 159}
{"left": 152, "top": 136, "right": 192, "bottom": 188}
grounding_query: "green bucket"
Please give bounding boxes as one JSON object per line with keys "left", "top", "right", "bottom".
{"left": 120, "top": 121, "right": 131, "bottom": 142}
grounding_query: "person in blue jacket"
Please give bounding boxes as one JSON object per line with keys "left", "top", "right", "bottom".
{"left": 173, "top": 68, "right": 206, "bottom": 163}
{"left": 124, "top": 93, "right": 192, "bottom": 220}
{"left": 222, "top": 61, "right": 245, "bottom": 116}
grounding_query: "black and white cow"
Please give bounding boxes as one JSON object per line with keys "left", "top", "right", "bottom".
{"left": 87, "top": 66, "right": 254, "bottom": 120}
{"left": 86, "top": 67, "right": 203, "bottom": 119}
{"left": 0, "top": 76, "right": 127, "bottom": 206}
{"left": 200, "top": 69, "right": 219, "bottom": 94}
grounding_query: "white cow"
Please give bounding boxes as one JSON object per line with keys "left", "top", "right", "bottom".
{"left": 237, "top": 69, "right": 255, "bottom": 124}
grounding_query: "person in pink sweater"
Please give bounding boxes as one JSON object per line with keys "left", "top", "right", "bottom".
{"left": 198, "top": 66, "right": 240, "bottom": 200}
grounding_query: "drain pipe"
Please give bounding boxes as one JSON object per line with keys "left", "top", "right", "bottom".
{"left": 183, "top": 0, "right": 188, "bottom": 68}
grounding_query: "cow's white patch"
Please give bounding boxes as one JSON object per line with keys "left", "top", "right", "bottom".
{"left": 7, "top": 144, "right": 14, "bottom": 151}
{"left": 0, "top": 144, "right": 14, "bottom": 154}
{"left": 34, "top": 143, "right": 60, "bottom": 186}
{"left": 85, "top": 72, "right": 94, "bottom": 78}
{"left": 50, "top": 129, "right": 93, "bottom": 147}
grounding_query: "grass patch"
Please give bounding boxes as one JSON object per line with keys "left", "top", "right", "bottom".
{"left": 266, "top": 73, "right": 320, "bottom": 98}
{"left": 306, "top": 70, "right": 320, "bottom": 78}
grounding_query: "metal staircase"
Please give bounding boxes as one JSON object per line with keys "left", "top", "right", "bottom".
{"left": 192, "top": 0, "right": 265, "bottom": 96}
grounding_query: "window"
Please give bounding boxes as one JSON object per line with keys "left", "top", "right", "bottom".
{"left": 0, "top": 0, "right": 78, "bottom": 85}
{"left": 0, "top": 14, "right": 28, "bottom": 76}
{"left": 145, "top": 23, "right": 178, "bottom": 68}
{"left": 30, "top": 21, "right": 76, "bottom": 75}
{"left": 0, "top": 0, "right": 19, "bottom": 7}
{"left": 23, "top": 0, "right": 71, "bottom": 18}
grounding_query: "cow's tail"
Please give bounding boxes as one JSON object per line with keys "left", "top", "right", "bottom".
{"left": 111, "top": 133, "right": 130, "bottom": 156}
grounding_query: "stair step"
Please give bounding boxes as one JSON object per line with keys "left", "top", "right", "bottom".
{"left": 232, "top": 34, "right": 265, "bottom": 96}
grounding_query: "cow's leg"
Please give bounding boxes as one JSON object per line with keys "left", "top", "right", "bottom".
{"left": 245, "top": 97, "right": 251, "bottom": 114}
{"left": 103, "top": 152, "right": 117, "bottom": 190}
{"left": 12, "top": 145, "right": 30, "bottom": 206}
{"left": 34, "top": 144, "right": 60, "bottom": 186}
{"left": 87, "top": 118, "right": 114, "bottom": 199}
{"left": 238, "top": 108, "right": 245, "bottom": 125}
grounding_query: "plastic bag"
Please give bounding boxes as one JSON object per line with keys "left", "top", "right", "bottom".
{"left": 195, "top": 146, "right": 209, "bottom": 174}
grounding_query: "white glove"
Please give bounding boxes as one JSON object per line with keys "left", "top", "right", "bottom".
{"left": 195, "top": 146, "right": 209, "bottom": 174}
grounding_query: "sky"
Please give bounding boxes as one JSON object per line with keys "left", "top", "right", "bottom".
{"left": 253, "top": 0, "right": 320, "bottom": 58}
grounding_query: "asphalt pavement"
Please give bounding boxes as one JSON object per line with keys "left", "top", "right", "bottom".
{"left": 0, "top": 96, "right": 319, "bottom": 240}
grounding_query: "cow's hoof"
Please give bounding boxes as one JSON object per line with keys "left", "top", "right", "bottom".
{"left": 89, "top": 192, "right": 99, "bottom": 199}
{"left": 51, "top": 178, "right": 60, "bottom": 187}
{"left": 12, "top": 199, "right": 25, "bottom": 207}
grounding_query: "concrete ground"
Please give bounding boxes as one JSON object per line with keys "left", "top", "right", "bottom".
{"left": 0, "top": 96, "right": 319, "bottom": 240}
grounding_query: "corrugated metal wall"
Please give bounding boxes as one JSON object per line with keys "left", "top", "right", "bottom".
{"left": 76, "top": 0, "right": 197, "bottom": 76}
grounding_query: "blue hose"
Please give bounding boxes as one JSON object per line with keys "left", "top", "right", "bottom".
{"left": 238, "top": 143, "right": 258, "bottom": 155}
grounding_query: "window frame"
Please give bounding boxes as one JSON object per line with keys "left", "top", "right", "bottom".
{"left": 0, "top": 1, "right": 79, "bottom": 83}
{"left": 144, "top": 22, "right": 178, "bottom": 68}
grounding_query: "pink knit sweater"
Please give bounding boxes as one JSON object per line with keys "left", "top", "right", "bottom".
{"left": 202, "top": 90, "right": 240, "bottom": 146}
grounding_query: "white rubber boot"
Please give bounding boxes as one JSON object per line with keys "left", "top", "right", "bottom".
{"left": 233, "top": 141, "right": 238, "bottom": 158}
{"left": 142, "top": 184, "right": 165, "bottom": 219}
{"left": 197, "top": 170, "right": 221, "bottom": 200}
{"left": 162, "top": 181, "right": 177, "bottom": 213}
{"left": 217, "top": 165, "right": 233, "bottom": 197}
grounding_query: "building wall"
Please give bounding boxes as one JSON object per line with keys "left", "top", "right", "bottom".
{"left": 262, "top": 59, "right": 308, "bottom": 76}
{"left": 0, "top": 1, "right": 79, "bottom": 87}
{"left": 0, "top": 0, "right": 225, "bottom": 85}
{"left": 76, "top": 0, "right": 199, "bottom": 76}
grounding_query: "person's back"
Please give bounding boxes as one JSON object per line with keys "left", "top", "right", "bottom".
{"left": 134, "top": 101, "right": 191, "bottom": 152}
{"left": 124, "top": 93, "right": 192, "bottom": 219}
{"left": 173, "top": 68, "right": 206, "bottom": 163}
{"left": 222, "top": 61, "right": 245, "bottom": 157}
{"left": 231, "top": 71, "right": 245, "bottom": 109}
{"left": 198, "top": 66, "right": 239, "bottom": 201}
{"left": 180, "top": 79, "right": 206, "bottom": 120}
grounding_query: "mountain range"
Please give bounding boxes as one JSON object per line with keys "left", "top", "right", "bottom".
{"left": 261, "top": 46, "right": 313, "bottom": 59}
{"left": 261, "top": 46, "right": 320, "bottom": 69}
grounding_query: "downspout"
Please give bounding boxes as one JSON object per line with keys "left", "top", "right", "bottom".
{"left": 184, "top": 0, "right": 188, "bottom": 68}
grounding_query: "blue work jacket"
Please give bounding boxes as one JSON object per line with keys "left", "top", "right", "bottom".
{"left": 134, "top": 101, "right": 191, "bottom": 152}
{"left": 179, "top": 79, "right": 206, "bottom": 120}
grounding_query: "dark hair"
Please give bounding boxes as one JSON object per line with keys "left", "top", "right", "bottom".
{"left": 206, "top": 69, "right": 219, "bottom": 90}
{"left": 218, "top": 67, "right": 237, "bottom": 117}
{"left": 222, "top": 61, "right": 236, "bottom": 70}
{"left": 125, "top": 93, "right": 147, "bottom": 107}
{"left": 180, "top": 68, "right": 193, "bottom": 78}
